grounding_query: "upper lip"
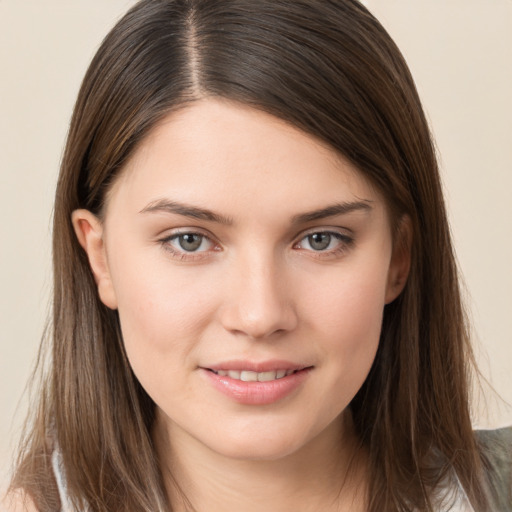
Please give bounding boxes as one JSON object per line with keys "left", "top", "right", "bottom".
{"left": 203, "top": 360, "right": 312, "bottom": 373}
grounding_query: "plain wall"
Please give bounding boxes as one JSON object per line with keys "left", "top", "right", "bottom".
{"left": 1, "top": 0, "right": 511, "bottom": 483}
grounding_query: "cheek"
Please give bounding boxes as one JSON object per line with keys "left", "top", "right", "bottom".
{"left": 306, "top": 257, "right": 388, "bottom": 333}
{"left": 109, "top": 252, "right": 219, "bottom": 375}
{"left": 302, "top": 259, "right": 389, "bottom": 386}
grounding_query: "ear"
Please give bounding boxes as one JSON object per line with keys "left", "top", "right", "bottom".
{"left": 385, "top": 215, "right": 412, "bottom": 304}
{"left": 71, "top": 209, "right": 118, "bottom": 310}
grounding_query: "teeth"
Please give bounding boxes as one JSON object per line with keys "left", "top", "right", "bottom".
{"left": 258, "top": 371, "right": 277, "bottom": 382}
{"left": 240, "top": 371, "right": 258, "bottom": 382}
{"left": 214, "top": 369, "right": 299, "bottom": 382}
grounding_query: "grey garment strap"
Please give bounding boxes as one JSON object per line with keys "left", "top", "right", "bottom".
{"left": 476, "top": 426, "right": 512, "bottom": 511}
{"left": 51, "top": 449, "right": 75, "bottom": 512}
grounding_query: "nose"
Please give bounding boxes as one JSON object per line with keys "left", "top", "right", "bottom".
{"left": 219, "top": 251, "right": 298, "bottom": 340}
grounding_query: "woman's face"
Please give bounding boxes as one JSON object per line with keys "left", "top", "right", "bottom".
{"left": 74, "top": 99, "right": 409, "bottom": 461}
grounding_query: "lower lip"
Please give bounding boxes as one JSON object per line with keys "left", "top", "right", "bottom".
{"left": 202, "top": 368, "right": 312, "bottom": 405}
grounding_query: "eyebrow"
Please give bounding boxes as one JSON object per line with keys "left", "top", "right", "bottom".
{"left": 139, "top": 199, "right": 233, "bottom": 225}
{"left": 139, "top": 198, "right": 372, "bottom": 225}
{"left": 291, "top": 200, "right": 373, "bottom": 224}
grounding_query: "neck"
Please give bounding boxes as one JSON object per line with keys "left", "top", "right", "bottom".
{"left": 153, "top": 410, "right": 367, "bottom": 512}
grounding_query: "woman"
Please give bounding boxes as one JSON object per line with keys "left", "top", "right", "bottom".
{"left": 3, "top": 0, "right": 511, "bottom": 510}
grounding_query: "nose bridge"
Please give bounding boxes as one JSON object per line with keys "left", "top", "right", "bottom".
{"left": 220, "top": 246, "right": 297, "bottom": 339}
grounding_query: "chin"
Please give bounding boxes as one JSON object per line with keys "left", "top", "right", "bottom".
{"left": 213, "top": 437, "right": 305, "bottom": 462}
{"left": 202, "top": 420, "right": 319, "bottom": 462}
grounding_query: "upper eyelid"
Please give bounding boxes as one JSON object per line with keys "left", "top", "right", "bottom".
{"left": 293, "top": 226, "right": 353, "bottom": 242}
{"left": 302, "top": 228, "right": 350, "bottom": 235}
{"left": 159, "top": 227, "right": 217, "bottom": 241}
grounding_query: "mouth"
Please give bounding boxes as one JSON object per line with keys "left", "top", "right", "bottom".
{"left": 201, "top": 364, "right": 313, "bottom": 405}
{"left": 206, "top": 368, "right": 305, "bottom": 382}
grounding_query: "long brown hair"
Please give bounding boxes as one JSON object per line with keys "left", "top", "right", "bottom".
{"left": 10, "top": 0, "right": 491, "bottom": 510}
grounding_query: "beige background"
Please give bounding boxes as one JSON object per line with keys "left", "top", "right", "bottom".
{"left": 1, "top": 0, "right": 511, "bottom": 483}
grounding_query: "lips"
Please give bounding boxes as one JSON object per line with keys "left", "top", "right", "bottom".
{"left": 201, "top": 360, "right": 313, "bottom": 405}
{"left": 206, "top": 359, "right": 309, "bottom": 373}
{"left": 209, "top": 369, "right": 297, "bottom": 381}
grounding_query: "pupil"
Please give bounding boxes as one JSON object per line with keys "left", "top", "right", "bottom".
{"left": 309, "top": 233, "right": 331, "bottom": 251}
{"left": 179, "top": 234, "right": 202, "bottom": 251}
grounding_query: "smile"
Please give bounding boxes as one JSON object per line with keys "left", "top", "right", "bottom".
{"left": 209, "top": 369, "right": 299, "bottom": 382}
{"left": 202, "top": 364, "right": 313, "bottom": 405}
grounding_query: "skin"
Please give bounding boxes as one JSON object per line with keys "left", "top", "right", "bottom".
{"left": 0, "top": 491, "right": 37, "bottom": 512}
{"left": 71, "top": 99, "right": 411, "bottom": 511}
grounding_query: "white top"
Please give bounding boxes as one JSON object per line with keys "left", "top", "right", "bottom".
{"left": 51, "top": 450, "right": 77, "bottom": 512}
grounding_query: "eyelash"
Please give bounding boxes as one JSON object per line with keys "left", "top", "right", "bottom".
{"left": 159, "top": 230, "right": 220, "bottom": 261}
{"left": 158, "top": 229, "right": 354, "bottom": 261}
{"left": 293, "top": 230, "right": 354, "bottom": 259}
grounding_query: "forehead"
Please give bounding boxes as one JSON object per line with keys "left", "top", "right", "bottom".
{"left": 105, "top": 98, "right": 385, "bottom": 222}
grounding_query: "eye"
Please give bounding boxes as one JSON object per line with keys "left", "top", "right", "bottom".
{"left": 304, "top": 232, "right": 335, "bottom": 251}
{"left": 172, "top": 233, "right": 209, "bottom": 252}
{"left": 295, "top": 230, "right": 353, "bottom": 255}
{"left": 160, "top": 231, "right": 219, "bottom": 259}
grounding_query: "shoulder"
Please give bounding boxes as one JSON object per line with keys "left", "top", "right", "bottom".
{"left": 0, "top": 489, "right": 39, "bottom": 512}
{"left": 476, "top": 425, "right": 512, "bottom": 471}
{"left": 476, "top": 424, "right": 512, "bottom": 448}
{"left": 475, "top": 425, "right": 512, "bottom": 510}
